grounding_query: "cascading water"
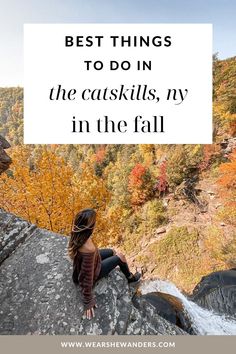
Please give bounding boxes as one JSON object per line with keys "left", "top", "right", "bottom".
{"left": 139, "top": 279, "right": 236, "bottom": 335}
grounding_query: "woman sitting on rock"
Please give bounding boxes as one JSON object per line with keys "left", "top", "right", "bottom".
{"left": 68, "top": 208, "right": 141, "bottom": 320}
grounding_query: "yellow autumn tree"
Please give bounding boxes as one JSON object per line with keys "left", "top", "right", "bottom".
{"left": 0, "top": 147, "right": 115, "bottom": 244}
{"left": 28, "top": 148, "right": 76, "bottom": 232}
{"left": 138, "top": 144, "right": 156, "bottom": 165}
{"left": 73, "top": 162, "right": 115, "bottom": 246}
{"left": 0, "top": 146, "right": 76, "bottom": 231}
{"left": 0, "top": 145, "right": 34, "bottom": 221}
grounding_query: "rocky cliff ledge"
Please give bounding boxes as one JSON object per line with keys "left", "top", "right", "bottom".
{"left": 0, "top": 209, "right": 186, "bottom": 335}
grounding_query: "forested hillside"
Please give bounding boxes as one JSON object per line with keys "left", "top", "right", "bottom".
{"left": 0, "top": 56, "right": 235, "bottom": 292}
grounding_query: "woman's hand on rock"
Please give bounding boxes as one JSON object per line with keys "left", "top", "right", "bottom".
{"left": 84, "top": 304, "right": 97, "bottom": 320}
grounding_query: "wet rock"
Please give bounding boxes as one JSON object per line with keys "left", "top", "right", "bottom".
{"left": 133, "top": 291, "right": 194, "bottom": 334}
{"left": 191, "top": 269, "right": 236, "bottom": 318}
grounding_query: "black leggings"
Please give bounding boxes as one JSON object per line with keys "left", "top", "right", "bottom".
{"left": 96, "top": 248, "right": 132, "bottom": 281}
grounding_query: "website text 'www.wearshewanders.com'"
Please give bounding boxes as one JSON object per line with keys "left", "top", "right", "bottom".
{"left": 60, "top": 340, "right": 176, "bottom": 349}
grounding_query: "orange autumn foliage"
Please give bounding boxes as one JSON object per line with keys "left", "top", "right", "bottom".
{"left": 0, "top": 147, "right": 112, "bottom": 244}
{"left": 95, "top": 146, "right": 106, "bottom": 163}
{"left": 217, "top": 149, "right": 236, "bottom": 208}
{"left": 128, "top": 163, "right": 153, "bottom": 207}
{"left": 199, "top": 144, "right": 221, "bottom": 171}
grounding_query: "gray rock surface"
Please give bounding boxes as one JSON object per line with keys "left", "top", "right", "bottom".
{"left": 0, "top": 210, "right": 36, "bottom": 264}
{"left": 0, "top": 135, "right": 12, "bottom": 174}
{"left": 133, "top": 292, "right": 195, "bottom": 334}
{"left": 0, "top": 209, "right": 186, "bottom": 335}
{"left": 220, "top": 137, "right": 236, "bottom": 155}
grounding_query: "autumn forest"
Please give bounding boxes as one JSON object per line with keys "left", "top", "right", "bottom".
{"left": 0, "top": 55, "right": 235, "bottom": 293}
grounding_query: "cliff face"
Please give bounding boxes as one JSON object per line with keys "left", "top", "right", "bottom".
{"left": 0, "top": 209, "right": 186, "bottom": 335}
{"left": 0, "top": 135, "right": 12, "bottom": 174}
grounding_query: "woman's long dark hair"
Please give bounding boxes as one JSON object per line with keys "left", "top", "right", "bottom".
{"left": 68, "top": 208, "right": 96, "bottom": 260}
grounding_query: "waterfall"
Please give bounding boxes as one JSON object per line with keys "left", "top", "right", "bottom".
{"left": 139, "top": 279, "right": 236, "bottom": 335}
